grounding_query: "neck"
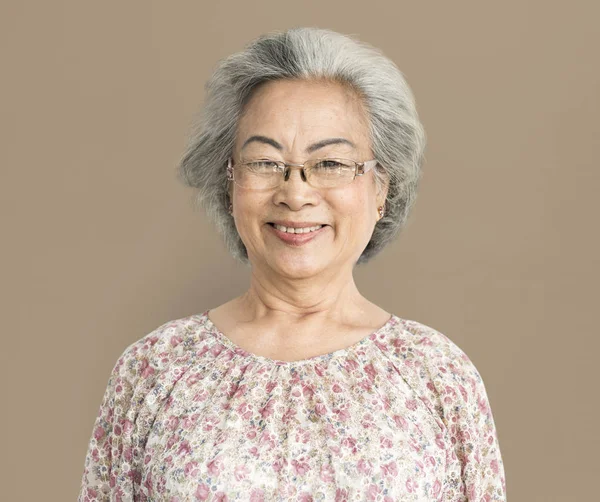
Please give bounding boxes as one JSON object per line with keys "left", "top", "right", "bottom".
{"left": 238, "top": 264, "right": 368, "bottom": 325}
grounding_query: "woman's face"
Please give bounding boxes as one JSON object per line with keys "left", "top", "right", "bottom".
{"left": 231, "top": 79, "right": 387, "bottom": 279}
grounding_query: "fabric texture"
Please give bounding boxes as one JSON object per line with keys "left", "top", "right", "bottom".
{"left": 78, "top": 311, "right": 506, "bottom": 501}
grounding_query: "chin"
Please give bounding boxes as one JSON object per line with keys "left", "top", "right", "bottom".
{"left": 268, "top": 252, "right": 328, "bottom": 279}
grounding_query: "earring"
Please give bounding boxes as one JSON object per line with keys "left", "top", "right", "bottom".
{"left": 228, "top": 202, "right": 233, "bottom": 215}
{"left": 377, "top": 205, "right": 385, "bottom": 219}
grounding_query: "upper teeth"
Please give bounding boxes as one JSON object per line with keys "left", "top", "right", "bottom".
{"left": 273, "top": 224, "right": 323, "bottom": 234}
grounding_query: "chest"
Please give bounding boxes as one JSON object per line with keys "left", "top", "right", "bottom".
{"left": 138, "top": 363, "right": 451, "bottom": 501}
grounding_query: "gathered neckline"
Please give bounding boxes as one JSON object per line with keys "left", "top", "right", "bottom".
{"left": 197, "top": 310, "right": 398, "bottom": 366}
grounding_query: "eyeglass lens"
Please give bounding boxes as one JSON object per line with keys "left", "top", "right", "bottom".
{"left": 233, "top": 159, "right": 357, "bottom": 189}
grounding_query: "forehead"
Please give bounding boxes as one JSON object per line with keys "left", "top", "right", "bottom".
{"left": 235, "top": 79, "right": 370, "bottom": 153}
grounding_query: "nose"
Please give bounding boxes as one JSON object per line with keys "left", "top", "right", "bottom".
{"left": 272, "top": 165, "right": 319, "bottom": 210}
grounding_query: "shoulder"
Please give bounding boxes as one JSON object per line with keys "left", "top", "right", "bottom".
{"left": 79, "top": 313, "right": 211, "bottom": 500}
{"left": 108, "top": 313, "right": 209, "bottom": 385}
{"left": 386, "top": 316, "right": 492, "bottom": 418}
{"left": 388, "top": 317, "right": 506, "bottom": 499}
{"left": 389, "top": 316, "right": 480, "bottom": 374}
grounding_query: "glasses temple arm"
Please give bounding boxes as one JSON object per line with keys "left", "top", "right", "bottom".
{"left": 356, "top": 159, "right": 379, "bottom": 175}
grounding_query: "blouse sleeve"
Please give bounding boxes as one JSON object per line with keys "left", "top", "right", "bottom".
{"left": 427, "top": 336, "right": 507, "bottom": 501}
{"left": 77, "top": 326, "right": 165, "bottom": 502}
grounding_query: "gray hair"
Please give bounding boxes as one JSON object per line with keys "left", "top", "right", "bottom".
{"left": 176, "top": 27, "right": 426, "bottom": 264}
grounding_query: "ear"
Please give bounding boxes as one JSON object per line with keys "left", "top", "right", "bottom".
{"left": 376, "top": 172, "right": 390, "bottom": 210}
{"left": 227, "top": 158, "right": 234, "bottom": 200}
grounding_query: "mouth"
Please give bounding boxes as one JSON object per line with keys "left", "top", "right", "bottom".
{"left": 267, "top": 222, "right": 326, "bottom": 234}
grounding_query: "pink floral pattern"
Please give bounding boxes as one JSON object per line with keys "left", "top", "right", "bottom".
{"left": 78, "top": 312, "right": 506, "bottom": 501}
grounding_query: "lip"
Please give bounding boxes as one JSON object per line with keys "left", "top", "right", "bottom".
{"left": 269, "top": 220, "right": 327, "bottom": 228}
{"left": 266, "top": 222, "right": 328, "bottom": 246}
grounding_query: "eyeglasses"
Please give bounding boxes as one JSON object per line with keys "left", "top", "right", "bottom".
{"left": 226, "top": 157, "right": 379, "bottom": 190}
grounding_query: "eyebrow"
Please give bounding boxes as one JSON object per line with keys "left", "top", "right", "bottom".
{"left": 241, "top": 135, "right": 356, "bottom": 154}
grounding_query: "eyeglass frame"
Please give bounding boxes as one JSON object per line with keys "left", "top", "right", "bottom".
{"left": 226, "top": 157, "right": 379, "bottom": 189}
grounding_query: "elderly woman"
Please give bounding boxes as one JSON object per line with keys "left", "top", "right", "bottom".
{"left": 79, "top": 28, "right": 506, "bottom": 501}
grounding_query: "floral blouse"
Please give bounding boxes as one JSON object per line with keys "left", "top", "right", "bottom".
{"left": 78, "top": 311, "right": 506, "bottom": 501}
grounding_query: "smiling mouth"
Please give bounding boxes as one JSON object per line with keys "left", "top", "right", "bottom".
{"left": 267, "top": 223, "right": 325, "bottom": 234}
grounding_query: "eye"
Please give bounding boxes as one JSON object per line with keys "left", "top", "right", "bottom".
{"left": 314, "top": 159, "right": 345, "bottom": 169}
{"left": 312, "top": 159, "right": 354, "bottom": 171}
{"left": 244, "top": 160, "right": 282, "bottom": 173}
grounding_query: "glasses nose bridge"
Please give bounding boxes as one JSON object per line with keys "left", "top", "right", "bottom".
{"left": 282, "top": 161, "right": 308, "bottom": 183}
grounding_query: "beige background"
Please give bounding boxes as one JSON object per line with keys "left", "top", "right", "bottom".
{"left": 1, "top": 1, "right": 598, "bottom": 500}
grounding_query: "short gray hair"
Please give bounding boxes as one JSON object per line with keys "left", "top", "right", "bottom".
{"left": 176, "top": 27, "right": 426, "bottom": 264}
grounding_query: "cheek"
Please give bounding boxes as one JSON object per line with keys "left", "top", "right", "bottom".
{"left": 232, "top": 194, "right": 265, "bottom": 244}
{"left": 332, "top": 187, "right": 376, "bottom": 228}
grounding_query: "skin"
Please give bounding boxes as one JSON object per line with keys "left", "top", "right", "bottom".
{"left": 209, "top": 78, "right": 391, "bottom": 361}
